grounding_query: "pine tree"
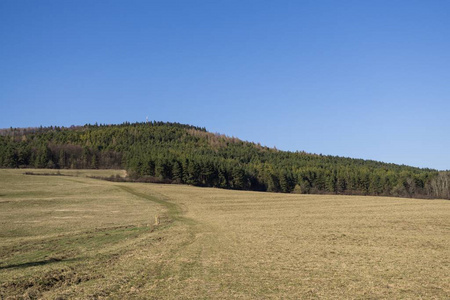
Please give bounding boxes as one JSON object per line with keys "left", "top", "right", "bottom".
{"left": 172, "top": 161, "right": 183, "bottom": 183}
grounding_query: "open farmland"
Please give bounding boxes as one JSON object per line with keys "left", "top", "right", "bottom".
{"left": 1, "top": 169, "right": 449, "bottom": 299}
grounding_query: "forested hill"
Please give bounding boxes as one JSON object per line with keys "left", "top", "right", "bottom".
{"left": 1, "top": 122, "right": 449, "bottom": 199}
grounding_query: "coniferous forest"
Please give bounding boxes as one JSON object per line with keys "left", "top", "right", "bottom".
{"left": 0, "top": 121, "right": 449, "bottom": 199}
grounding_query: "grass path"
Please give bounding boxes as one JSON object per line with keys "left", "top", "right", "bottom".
{"left": 117, "top": 185, "right": 189, "bottom": 223}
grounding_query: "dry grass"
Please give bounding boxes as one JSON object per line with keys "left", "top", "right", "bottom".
{"left": 1, "top": 169, "right": 449, "bottom": 299}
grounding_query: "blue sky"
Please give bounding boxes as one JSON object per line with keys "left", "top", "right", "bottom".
{"left": 1, "top": 0, "right": 449, "bottom": 170}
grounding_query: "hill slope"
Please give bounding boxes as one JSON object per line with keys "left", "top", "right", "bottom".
{"left": 0, "top": 121, "right": 449, "bottom": 199}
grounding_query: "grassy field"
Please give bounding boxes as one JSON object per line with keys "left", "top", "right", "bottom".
{"left": 1, "top": 169, "right": 449, "bottom": 299}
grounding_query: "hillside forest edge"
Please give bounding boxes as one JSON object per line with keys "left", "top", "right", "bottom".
{"left": 0, "top": 121, "right": 449, "bottom": 199}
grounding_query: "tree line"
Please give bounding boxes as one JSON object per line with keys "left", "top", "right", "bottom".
{"left": 0, "top": 121, "right": 448, "bottom": 199}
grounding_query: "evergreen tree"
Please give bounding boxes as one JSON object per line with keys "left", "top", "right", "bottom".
{"left": 172, "top": 161, "right": 183, "bottom": 183}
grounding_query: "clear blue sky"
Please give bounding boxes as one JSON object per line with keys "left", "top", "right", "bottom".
{"left": 1, "top": 1, "right": 449, "bottom": 170}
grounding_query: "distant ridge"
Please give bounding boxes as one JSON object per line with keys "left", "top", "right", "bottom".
{"left": 0, "top": 121, "right": 448, "bottom": 199}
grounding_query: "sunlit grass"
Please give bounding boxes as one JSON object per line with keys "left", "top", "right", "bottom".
{"left": 1, "top": 169, "right": 449, "bottom": 299}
